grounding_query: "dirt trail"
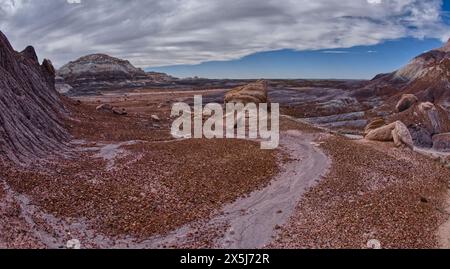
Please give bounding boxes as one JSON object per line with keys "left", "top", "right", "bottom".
{"left": 110, "top": 130, "right": 330, "bottom": 249}
{"left": 215, "top": 130, "right": 330, "bottom": 248}
{"left": 0, "top": 130, "right": 330, "bottom": 249}
{"left": 438, "top": 190, "right": 450, "bottom": 249}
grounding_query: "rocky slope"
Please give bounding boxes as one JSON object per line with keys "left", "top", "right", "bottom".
{"left": 57, "top": 54, "right": 176, "bottom": 95}
{"left": 0, "top": 31, "right": 69, "bottom": 164}
{"left": 362, "top": 39, "right": 450, "bottom": 109}
{"left": 351, "top": 39, "right": 450, "bottom": 149}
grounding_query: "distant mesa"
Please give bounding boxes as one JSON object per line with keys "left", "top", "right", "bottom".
{"left": 57, "top": 53, "right": 177, "bottom": 95}
{"left": 365, "top": 38, "right": 450, "bottom": 109}
{"left": 59, "top": 53, "right": 147, "bottom": 80}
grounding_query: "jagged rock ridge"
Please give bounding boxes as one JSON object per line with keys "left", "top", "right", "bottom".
{"left": 57, "top": 53, "right": 176, "bottom": 94}
{"left": 0, "top": 31, "right": 68, "bottom": 163}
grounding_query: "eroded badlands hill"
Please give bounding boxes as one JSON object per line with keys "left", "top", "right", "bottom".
{"left": 58, "top": 54, "right": 176, "bottom": 94}
{"left": 363, "top": 39, "right": 450, "bottom": 109}
{"left": 0, "top": 31, "right": 68, "bottom": 163}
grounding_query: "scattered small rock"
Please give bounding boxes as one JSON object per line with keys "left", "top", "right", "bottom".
{"left": 113, "top": 108, "right": 127, "bottom": 116}
{"left": 96, "top": 103, "right": 113, "bottom": 111}
{"left": 66, "top": 239, "right": 81, "bottom": 249}
{"left": 151, "top": 115, "right": 160, "bottom": 122}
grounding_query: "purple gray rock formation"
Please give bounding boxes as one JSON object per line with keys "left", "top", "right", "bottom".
{"left": 0, "top": 31, "right": 69, "bottom": 164}
{"left": 57, "top": 54, "right": 176, "bottom": 95}
{"left": 433, "top": 133, "right": 450, "bottom": 152}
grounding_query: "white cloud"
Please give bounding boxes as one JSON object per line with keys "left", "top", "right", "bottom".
{"left": 367, "top": 0, "right": 382, "bottom": 5}
{"left": 0, "top": 0, "right": 449, "bottom": 68}
{"left": 321, "top": 50, "right": 350, "bottom": 54}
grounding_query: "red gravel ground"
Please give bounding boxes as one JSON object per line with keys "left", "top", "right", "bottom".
{"left": 65, "top": 98, "right": 173, "bottom": 142}
{"left": 0, "top": 95, "right": 279, "bottom": 243}
{"left": 271, "top": 136, "right": 450, "bottom": 249}
{"left": 0, "top": 175, "right": 45, "bottom": 248}
{"left": 1, "top": 92, "right": 449, "bottom": 248}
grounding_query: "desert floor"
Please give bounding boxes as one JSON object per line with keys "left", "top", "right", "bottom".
{"left": 1, "top": 87, "right": 450, "bottom": 249}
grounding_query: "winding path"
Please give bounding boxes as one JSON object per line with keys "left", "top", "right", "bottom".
{"left": 120, "top": 129, "right": 330, "bottom": 249}
{"left": 0, "top": 129, "right": 330, "bottom": 249}
{"left": 215, "top": 130, "right": 330, "bottom": 248}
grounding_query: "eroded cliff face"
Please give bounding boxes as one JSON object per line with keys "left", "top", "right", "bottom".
{"left": 0, "top": 31, "right": 69, "bottom": 164}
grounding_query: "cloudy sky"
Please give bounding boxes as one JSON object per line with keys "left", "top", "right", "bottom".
{"left": 1, "top": 0, "right": 450, "bottom": 78}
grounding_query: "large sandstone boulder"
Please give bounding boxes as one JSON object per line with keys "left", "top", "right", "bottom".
{"left": 224, "top": 80, "right": 268, "bottom": 105}
{"left": 393, "top": 121, "right": 414, "bottom": 149}
{"left": 395, "top": 94, "right": 418, "bottom": 112}
{"left": 364, "top": 118, "right": 385, "bottom": 136}
{"left": 433, "top": 133, "right": 450, "bottom": 152}
{"left": 365, "top": 121, "right": 414, "bottom": 149}
{"left": 0, "top": 31, "right": 68, "bottom": 163}
{"left": 387, "top": 101, "right": 450, "bottom": 147}
{"left": 365, "top": 122, "right": 396, "bottom": 142}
